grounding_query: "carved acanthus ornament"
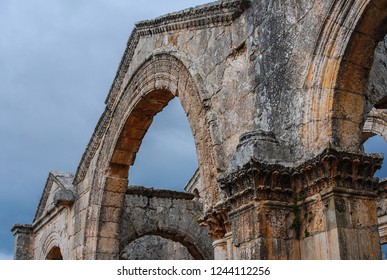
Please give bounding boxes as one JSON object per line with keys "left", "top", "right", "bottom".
{"left": 199, "top": 207, "right": 231, "bottom": 240}
{"left": 220, "top": 148, "right": 383, "bottom": 209}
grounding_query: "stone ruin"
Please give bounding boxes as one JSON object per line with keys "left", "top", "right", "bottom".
{"left": 12, "top": 0, "right": 387, "bottom": 259}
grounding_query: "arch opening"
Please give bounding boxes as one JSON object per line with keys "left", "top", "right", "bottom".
{"left": 45, "top": 246, "right": 63, "bottom": 260}
{"left": 120, "top": 234, "right": 196, "bottom": 260}
{"left": 120, "top": 230, "right": 206, "bottom": 260}
{"left": 128, "top": 97, "right": 198, "bottom": 191}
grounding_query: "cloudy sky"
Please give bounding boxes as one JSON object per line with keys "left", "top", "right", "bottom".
{"left": 0, "top": 0, "right": 213, "bottom": 260}
{"left": 0, "top": 0, "right": 386, "bottom": 260}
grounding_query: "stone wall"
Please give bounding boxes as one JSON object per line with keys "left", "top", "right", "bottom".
{"left": 120, "top": 186, "right": 213, "bottom": 260}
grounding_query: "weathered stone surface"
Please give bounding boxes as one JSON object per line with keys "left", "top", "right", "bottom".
{"left": 120, "top": 235, "right": 194, "bottom": 260}
{"left": 12, "top": 0, "right": 387, "bottom": 260}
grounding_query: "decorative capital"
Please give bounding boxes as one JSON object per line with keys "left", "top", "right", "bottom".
{"left": 292, "top": 148, "right": 383, "bottom": 197}
{"left": 220, "top": 147, "right": 383, "bottom": 210}
{"left": 220, "top": 161, "right": 293, "bottom": 208}
{"left": 199, "top": 206, "right": 231, "bottom": 240}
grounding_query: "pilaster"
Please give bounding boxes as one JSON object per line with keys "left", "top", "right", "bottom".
{"left": 294, "top": 149, "right": 383, "bottom": 259}
{"left": 218, "top": 129, "right": 383, "bottom": 259}
{"left": 11, "top": 224, "right": 34, "bottom": 260}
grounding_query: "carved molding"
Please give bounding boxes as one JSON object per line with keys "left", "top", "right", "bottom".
{"left": 294, "top": 148, "right": 382, "bottom": 197}
{"left": 363, "top": 108, "right": 387, "bottom": 142}
{"left": 73, "top": 109, "right": 111, "bottom": 185}
{"left": 135, "top": 0, "right": 249, "bottom": 36}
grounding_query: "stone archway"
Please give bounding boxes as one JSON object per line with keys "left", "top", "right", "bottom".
{"left": 82, "top": 54, "right": 218, "bottom": 259}
{"left": 297, "top": 0, "right": 387, "bottom": 259}
{"left": 303, "top": 0, "right": 387, "bottom": 155}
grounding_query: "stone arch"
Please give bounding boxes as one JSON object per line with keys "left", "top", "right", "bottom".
{"left": 40, "top": 232, "right": 62, "bottom": 260}
{"left": 363, "top": 108, "right": 387, "bottom": 142}
{"left": 120, "top": 234, "right": 195, "bottom": 260}
{"left": 303, "top": 0, "right": 387, "bottom": 155}
{"left": 119, "top": 187, "right": 214, "bottom": 260}
{"left": 83, "top": 54, "right": 218, "bottom": 259}
{"left": 120, "top": 231, "right": 209, "bottom": 260}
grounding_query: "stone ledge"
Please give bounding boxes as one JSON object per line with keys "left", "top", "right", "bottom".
{"left": 127, "top": 186, "right": 194, "bottom": 200}
{"left": 11, "top": 224, "right": 33, "bottom": 235}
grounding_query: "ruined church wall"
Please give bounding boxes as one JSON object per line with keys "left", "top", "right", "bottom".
{"left": 31, "top": 0, "right": 386, "bottom": 260}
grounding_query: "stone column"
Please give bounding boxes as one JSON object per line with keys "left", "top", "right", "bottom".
{"left": 11, "top": 224, "right": 34, "bottom": 260}
{"left": 220, "top": 130, "right": 383, "bottom": 259}
{"left": 295, "top": 149, "right": 383, "bottom": 259}
{"left": 200, "top": 208, "right": 232, "bottom": 260}
{"left": 220, "top": 163, "right": 299, "bottom": 259}
{"left": 219, "top": 130, "right": 299, "bottom": 259}
{"left": 212, "top": 238, "right": 228, "bottom": 260}
{"left": 95, "top": 176, "right": 128, "bottom": 259}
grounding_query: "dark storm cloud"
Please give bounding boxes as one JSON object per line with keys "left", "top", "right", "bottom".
{"left": 0, "top": 0, "right": 212, "bottom": 259}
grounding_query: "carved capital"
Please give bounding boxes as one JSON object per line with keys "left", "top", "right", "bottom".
{"left": 292, "top": 148, "right": 383, "bottom": 197}
{"left": 220, "top": 162, "right": 293, "bottom": 209}
{"left": 220, "top": 148, "right": 382, "bottom": 211}
{"left": 200, "top": 206, "right": 231, "bottom": 240}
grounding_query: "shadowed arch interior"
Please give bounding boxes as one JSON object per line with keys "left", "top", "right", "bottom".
{"left": 45, "top": 246, "right": 63, "bottom": 260}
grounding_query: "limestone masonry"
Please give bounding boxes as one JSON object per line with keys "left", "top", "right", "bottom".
{"left": 12, "top": 0, "right": 387, "bottom": 259}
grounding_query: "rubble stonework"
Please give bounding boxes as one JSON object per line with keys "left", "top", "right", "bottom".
{"left": 13, "top": 0, "right": 387, "bottom": 259}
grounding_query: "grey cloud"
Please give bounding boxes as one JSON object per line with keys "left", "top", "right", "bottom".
{"left": 0, "top": 0, "right": 212, "bottom": 258}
